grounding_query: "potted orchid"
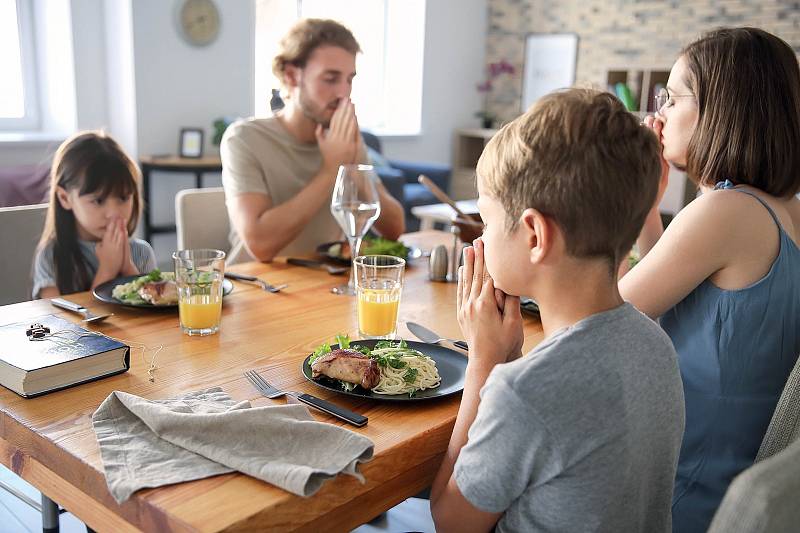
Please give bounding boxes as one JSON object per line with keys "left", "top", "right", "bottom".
{"left": 476, "top": 60, "right": 516, "bottom": 129}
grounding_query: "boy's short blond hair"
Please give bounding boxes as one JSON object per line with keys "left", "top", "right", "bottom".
{"left": 477, "top": 88, "right": 662, "bottom": 266}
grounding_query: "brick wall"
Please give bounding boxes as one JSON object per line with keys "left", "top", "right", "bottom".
{"left": 484, "top": 0, "right": 800, "bottom": 124}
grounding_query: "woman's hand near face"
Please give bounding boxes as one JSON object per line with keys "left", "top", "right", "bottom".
{"left": 636, "top": 115, "right": 671, "bottom": 258}
{"left": 457, "top": 239, "right": 524, "bottom": 373}
{"left": 643, "top": 115, "right": 671, "bottom": 207}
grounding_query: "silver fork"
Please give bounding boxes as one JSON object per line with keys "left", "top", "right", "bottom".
{"left": 243, "top": 370, "right": 367, "bottom": 427}
{"left": 224, "top": 272, "right": 288, "bottom": 293}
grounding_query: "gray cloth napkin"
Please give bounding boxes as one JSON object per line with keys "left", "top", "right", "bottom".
{"left": 92, "top": 387, "right": 374, "bottom": 503}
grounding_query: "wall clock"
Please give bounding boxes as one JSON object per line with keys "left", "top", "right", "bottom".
{"left": 177, "top": 0, "right": 220, "bottom": 47}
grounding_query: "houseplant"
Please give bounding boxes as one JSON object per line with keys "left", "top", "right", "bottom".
{"left": 476, "top": 60, "right": 515, "bottom": 129}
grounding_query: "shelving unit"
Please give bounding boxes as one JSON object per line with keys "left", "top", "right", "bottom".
{"left": 607, "top": 69, "right": 670, "bottom": 115}
{"left": 450, "top": 128, "right": 497, "bottom": 200}
{"left": 139, "top": 155, "right": 222, "bottom": 242}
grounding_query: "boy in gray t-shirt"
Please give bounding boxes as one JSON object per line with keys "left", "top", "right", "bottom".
{"left": 429, "top": 89, "right": 685, "bottom": 533}
{"left": 455, "top": 304, "right": 683, "bottom": 532}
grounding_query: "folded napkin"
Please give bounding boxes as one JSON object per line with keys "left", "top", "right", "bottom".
{"left": 92, "top": 387, "right": 374, "bottom": 503}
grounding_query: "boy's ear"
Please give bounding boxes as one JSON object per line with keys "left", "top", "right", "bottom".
{"left": 55, "top": 187, "right": 73, "bottom": 211}
{"left": 521, "top": 208, "right": 550, "bottom": 264}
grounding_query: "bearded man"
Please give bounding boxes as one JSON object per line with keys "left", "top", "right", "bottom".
{"left": 221, "top": 18, "right": 405, "bottom": 262}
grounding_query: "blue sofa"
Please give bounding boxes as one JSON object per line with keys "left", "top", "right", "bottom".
{"left": 362, "top": 131, "right": 452, "bottom": 232}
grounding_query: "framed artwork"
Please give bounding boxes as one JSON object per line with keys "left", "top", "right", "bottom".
{"left": 521, "top": 33, "right": 579, "bottom": 112}
{"left": 179, "top": 128, "right": 204, "bottom": 158}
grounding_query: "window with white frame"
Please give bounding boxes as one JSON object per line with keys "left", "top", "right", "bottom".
{"left": 0, "top": 0, "right": 39, "bottom": 130}
{"left": 255, "top": 0, "right": 426, "bottom": 136}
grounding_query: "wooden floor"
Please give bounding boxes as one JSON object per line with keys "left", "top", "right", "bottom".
{"left": 0, "top": 465, "right": 87, "bottom": 533}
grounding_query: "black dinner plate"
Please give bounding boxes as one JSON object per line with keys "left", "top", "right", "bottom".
{"left": 316, "top": 240, "right": 423, "bottom": 266}
{"left": 301, "top": 339, "right": 467, "bottom": 402}
{"left": 520, "top": 297, "right": 540, "bottom": 317}
{"left": 93, "top": 275, "right": 233, "bottom": 309}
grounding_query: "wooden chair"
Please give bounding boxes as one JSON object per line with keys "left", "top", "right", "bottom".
{"left": 174, "top": 187, "right": 230, "bottom": 252}
{"left": 0, "top": 203, "right": 47, "bottom": 305}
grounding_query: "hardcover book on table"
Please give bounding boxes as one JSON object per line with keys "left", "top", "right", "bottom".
{"left": 0, "top": 314, "right": 129, "bottom": 398}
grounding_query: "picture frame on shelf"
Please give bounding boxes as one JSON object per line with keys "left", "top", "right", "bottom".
{"left": 521, "top": 33, "right": 579, "bottom": 112}
{"left": 179, "top": 128, "right": 204, "bottom": 159}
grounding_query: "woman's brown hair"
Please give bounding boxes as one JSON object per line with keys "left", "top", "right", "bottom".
{"left": 272, "top": 18, "right": 361, "bottom": 84}
{"left": 683, "top": 27, "right": 800, "bottom": 197}
{"left": 37, "top": 131, "right": 142, "bottom": 294}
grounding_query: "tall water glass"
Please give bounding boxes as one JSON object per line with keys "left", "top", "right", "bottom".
{"left": 330, "top": 164, "right": 381, "bottom": 295}
{"left": 354, "top": 255, "right": 405, "bottom": 339}
{"left": 173, "top": 249, "right": 225, "bottom": 336}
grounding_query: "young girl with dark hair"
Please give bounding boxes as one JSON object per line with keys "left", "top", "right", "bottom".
{"left": 33, "top": 131, "right": 156, "bottom": 298}
{"left": 621, "top": 27, "right": 800, "bottom": 532}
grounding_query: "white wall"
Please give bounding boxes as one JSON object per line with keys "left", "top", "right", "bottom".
{"left": 131, "top": 0, "right": 255, "bottom": 158}
{"left": 72, "top": 0, "right": 109, "bottom": 131}
{"left": 380, "top": 0, "right": 487, "bottom": 165}
{"left": 2, "top": 0, "right": 475, "bottom": 175}
{"left": 130, "top": 0, "right": 254, "bottom": 263}
{"left": 104, "top": 0, "right": 137, "bottom": 156}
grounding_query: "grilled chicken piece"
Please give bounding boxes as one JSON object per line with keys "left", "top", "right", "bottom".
{"left": 139, "top": 280, "right": 179, "bottom": 305}
{"left": 311, "top": 349, "right": 380, "bottom": 390}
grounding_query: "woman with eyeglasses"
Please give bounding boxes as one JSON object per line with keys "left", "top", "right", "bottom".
{"left": 619, "top": 27, "right": 800, "bottom": 532}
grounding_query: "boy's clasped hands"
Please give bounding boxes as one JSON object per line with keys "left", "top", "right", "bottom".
{"left": 457, "top": 238, "right": 524, "bottom": 370}
{"left": 95, "top": 216, "right": 139, "bottom": 282}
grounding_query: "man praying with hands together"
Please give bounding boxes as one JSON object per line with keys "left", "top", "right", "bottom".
{"left": 222, "top": 18, "right": 404, "bottom": 263}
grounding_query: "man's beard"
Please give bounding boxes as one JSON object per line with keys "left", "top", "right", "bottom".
{"left": 297, "top": 84, "right": 338, "bottom": 129}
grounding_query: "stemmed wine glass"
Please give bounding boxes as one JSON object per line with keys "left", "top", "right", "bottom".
{"left": 330, "top": 164, "right": 381, "bottom": 295}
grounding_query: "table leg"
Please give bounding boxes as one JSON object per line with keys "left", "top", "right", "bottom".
{"left": 195, "top": 171, "right": 202, "bottom": 190}
{"left": 42, "top": 494, "right": 59, "bottom": 532}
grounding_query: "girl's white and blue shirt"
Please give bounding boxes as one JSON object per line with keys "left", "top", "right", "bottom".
{"left": 32, "top": 238, "right": 157, "bottom": 297}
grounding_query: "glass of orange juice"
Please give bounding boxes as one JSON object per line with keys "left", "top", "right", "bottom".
{"left": 173, "top": 249, "right": 226, "bottom": 336}
{"left": 354, "top": 255, "right": 405, "bottom": 339}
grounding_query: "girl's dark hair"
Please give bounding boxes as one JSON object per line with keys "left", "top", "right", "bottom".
{"left": 37, "top": 131, "right": 141, "bottom": 294}
{"left": 683, "top": 27, "right": 800, "bottom": 197}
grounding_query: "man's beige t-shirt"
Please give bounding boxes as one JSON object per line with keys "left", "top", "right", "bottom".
{"left": 221, "top": 117, "right": 343, "bottom": 263}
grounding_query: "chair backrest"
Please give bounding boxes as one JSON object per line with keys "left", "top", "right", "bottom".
{"left": 175, "top": 188, "right": 230, "bottom": 252}
{"left": 708, "top": 437, "right": 800, "bottom": 533}
{"left": 755, "top": 353, "right": 800, "bottom": 462}
{"left": 0, "top": 203, "right": 47, "bottom": 305}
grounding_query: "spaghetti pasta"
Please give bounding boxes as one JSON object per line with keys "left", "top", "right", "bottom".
{"left": 370, "top": 346, "right": 441, "bottom": 395}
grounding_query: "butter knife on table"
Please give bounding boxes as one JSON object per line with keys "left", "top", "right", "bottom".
{"left": 406, "top": 322, "right": 469, "bottom": 351}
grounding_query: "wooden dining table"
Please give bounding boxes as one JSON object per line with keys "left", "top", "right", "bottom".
{"left": 0, "top": 231, "right": 544, "bottom": 532}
